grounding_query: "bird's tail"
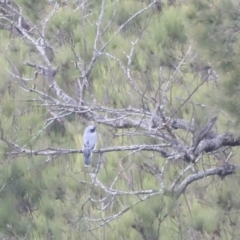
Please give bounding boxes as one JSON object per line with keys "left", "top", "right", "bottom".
{"left": 84, "top": 156, "right": 91, "bottom": 167}
{"left": 84, "top": 148, "right": 92, "bottom": 167}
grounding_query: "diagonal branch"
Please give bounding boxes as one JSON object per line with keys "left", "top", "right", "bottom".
{"left": 175, "top": 162, "right": 236, "bottom": 197}
{"left": 195, "top": 133, "right": 240, "bottom": 155}
{"left": 193, "top": 116, "right": 217, "bottom": 151}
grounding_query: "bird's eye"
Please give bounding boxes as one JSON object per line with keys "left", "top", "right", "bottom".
{"left": 90, "top": 129, "right": 95, "bottom": 133}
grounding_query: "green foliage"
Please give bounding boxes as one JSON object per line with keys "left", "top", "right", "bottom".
{"left": 17, "top": 0, "right": 47, "bottom": 23}
{"left": 189, "top": 199, "right": 218, "bottom": 233}
{"left": 185, "top": 0, "right": 240, "bottom": 127}
{"left": 159, "top": 7, "right": 187, "bottom": 46}
{"left": 0, "top": 0, "right": 239, "bottom": 239}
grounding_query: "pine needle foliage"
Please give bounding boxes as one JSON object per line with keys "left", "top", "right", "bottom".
{"left": 0, "top": 0, "right": 239, "bottom": 239}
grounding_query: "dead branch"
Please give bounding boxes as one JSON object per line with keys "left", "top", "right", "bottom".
{"left": 176, "top": 162, "right": 236, "bottom": 197}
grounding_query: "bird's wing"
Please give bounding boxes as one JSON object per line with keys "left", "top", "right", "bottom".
{"left": 83, "top": 140, "right": 95, "bottom": 159}
{"left": 84, "top": 132, "right": 97, "bottom": 147}
{"left": 84, "top": 140, "right": 95, "bottom": 150}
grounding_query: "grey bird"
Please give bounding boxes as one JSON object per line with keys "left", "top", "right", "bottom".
{"left": 83, "top": 125, "right": 97, "bottom": 167}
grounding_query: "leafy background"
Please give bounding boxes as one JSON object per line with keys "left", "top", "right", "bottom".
{"left": 0, "top": 0, "right": 240, "bottom": 239}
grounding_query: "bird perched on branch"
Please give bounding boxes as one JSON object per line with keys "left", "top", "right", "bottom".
{"left": 83, "top": 126, "right": 97, "bottom": 167}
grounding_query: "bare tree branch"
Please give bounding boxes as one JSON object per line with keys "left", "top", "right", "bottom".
{"left": 176, "top": 162, "right": 236, "bottom": 197}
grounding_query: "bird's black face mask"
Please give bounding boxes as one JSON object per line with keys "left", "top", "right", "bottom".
{"left": 90, "top": 127, "right": 96, "bottom": 133}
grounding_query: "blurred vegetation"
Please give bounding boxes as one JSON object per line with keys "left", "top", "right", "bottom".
{"left": 0, "top": 0, "right": 239, "bottom": 239}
